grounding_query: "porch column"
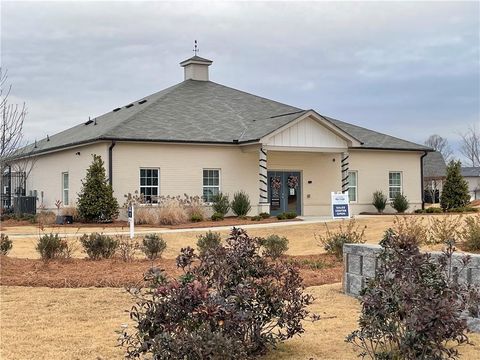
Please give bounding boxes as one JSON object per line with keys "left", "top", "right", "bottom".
{"left": 341, "top": 151, "right": 349, "bottom": 194}
{"left": 258, "top": 146, "right": 270, "bottom": 213}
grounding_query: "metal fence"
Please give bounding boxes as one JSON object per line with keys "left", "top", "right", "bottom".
{"left": 1, "top": 167, "right": 27, "bottom": 210}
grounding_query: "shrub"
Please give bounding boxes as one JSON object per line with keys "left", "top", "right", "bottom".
{"left": 391, "top": 192, "right": 409, "bottom": 213}
{"left": 211, "top": 212, "right": 224, "bottom": 221}
{"left": 251, "top": 215, "right": 262, "bottom": 221}
{"left": 315, "top": 219, "right": 366, "bottom": 259}
{"left": 80, "top": 232, "right": 118, "bottom": 260}
{"left": 0, "top": 234, "right": 13, "bottom": 255}
{"left": 36, "top": 233, "right": 70, "bottom": 260}
{"left": 117, "top": 236, "right": 140, "bottom": 262}
{"left": 185, "top": 196, "right": 206, "bottom": 222}
{"left": 392, "top": 216, "right": 427, "bottom": 245}
{"left": 426, "top": 206, "right": 443, "bottom": 213}
{"left": 77, "top": 154, "right": 119, "bottom": 222}
{"left": 35, "top": 211, "right": 56, "bottom": 226}
{"left": 120, "top": 228, "right": 317, "bottom": 359}
{"left": 231, "top": 191, "right": 251, "bottom": 216}
{"left": 142, "top": 234, "right": 167, "bottom": 260}
{"left": 441, "top": 160, "right": 470, "bottom": 211}
{"left": 259, "top": 212, "right": 270, "bottom": 219}
{"left": 277, "top": 213, "right": 287, "bottom": 220}
{"left": 372, "top": 190, "right": 387, "bottom": 213}
{"left": 347, "top": 231, "right": 472, "bottom": 359}
{"left": 284, "top": 211, "right": 297, "bottom": 219}
{"left": 158, "top": 199, "right": 188, "bottom": 225}
{"left": 196, "top": 231, "right": 222, "bottom": 256}
{"left": 460, "top": 215, "right": 480, "bottom": 252}
{"left": 427, "top": 214, "right": 462, "bottom": 245}
{"left": 261, "top": 234, "right": 289, "bottom": 259}
{"left": 414, "top": 208, "right": 426, "bottom": 213}
{"left": 190, "top": 213, "right": 203, "bottom": 222}
{"left": 212, "top": 192, "right": 230, "bottom": 216}
{"left": 134, "top": 206, "right": 158, "bottom": 225}
{"left": 448, "top": 206, "right": 479, "bottom": 213}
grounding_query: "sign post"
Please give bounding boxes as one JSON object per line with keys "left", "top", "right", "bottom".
{"left": 331, "top": 192, "right": 350, "bottom": 219}
{"left": 128, "top": 205, "right": 134, "bottom": 239}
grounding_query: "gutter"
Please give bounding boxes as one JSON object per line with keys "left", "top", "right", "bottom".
{"left": 108, "top": 141, "right": 116, "bottom": 186}
{"left": 420, "top": 151, "right": 428, "bottom": 210}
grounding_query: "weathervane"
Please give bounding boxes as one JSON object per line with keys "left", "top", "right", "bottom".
{"left": 193, "top": 40, "right": 199, "bottom": 55}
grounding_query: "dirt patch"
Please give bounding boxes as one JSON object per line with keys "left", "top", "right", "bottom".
{"left": 0, "top": 254, "right": 342, "bottom": 288}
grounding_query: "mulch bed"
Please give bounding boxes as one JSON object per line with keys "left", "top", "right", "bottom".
{"left": 0, "top": 254, "right": 342, "bottom": 288}
{"left": 1, "top": 216, "right": 302, "bottom": 229}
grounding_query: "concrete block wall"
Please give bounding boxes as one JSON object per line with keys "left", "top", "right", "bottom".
{"left": 343, "top": 244, "right": 480, "bottom": 297}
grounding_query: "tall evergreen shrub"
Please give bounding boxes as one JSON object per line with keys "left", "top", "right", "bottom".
{"left": 77, "top": 155, "right": 119, "bottom": 222}
{"left": 440, "top": 160, "right": 470, "bottom": 211}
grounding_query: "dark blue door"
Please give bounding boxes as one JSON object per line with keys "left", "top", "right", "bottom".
{"left": 267, "top": 171, "right": 301, "bottom": 216}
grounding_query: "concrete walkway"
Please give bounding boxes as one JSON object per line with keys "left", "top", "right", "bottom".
{"left": 5, "top": 216, "right": 337, "bottom": 239}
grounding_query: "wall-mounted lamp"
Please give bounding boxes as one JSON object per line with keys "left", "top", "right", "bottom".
{"left": 332, "top": 158, "right": 336, "bottom": 162}
{"left": 75, "top": 152, "right": 81, "bottom": 156}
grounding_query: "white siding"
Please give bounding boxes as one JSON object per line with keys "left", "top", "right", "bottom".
{"left": 265, "top": 117, "right": 348, "bottom": 149}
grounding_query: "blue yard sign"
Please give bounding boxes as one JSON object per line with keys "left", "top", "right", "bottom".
{"left": 331, "top": 192, "right": 350, "bottom": 219}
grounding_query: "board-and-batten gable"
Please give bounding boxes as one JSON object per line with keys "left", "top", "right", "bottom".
{"left": 260, "top": 112, "right": 360, "bottom": 152}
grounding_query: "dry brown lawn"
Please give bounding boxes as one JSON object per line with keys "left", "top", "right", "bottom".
{"left": 1, "top": 283, "right": 479, "bottom": 360}
{"left": 2, "top": 214, "right": 477, "bottom": 259}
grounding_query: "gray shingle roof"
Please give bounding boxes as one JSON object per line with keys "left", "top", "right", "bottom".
{"left": 18, "top": 79, "right": 430, "bottom": 156}
{"left": 423, "top": 151, "right": 447, "bottom": 179}
{"left": 180, "top": 55, "right": 213, "bottom": 65}
{"left": 462, "top": 167, "right": 480, "bottom": 177}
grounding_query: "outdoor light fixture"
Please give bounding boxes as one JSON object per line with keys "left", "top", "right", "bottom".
{"left": 75, "top": 152, "right": 81, "bottom": 156}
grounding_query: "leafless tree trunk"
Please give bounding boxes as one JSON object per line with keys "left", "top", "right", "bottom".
{"left": 1, "top": 69, "right": 27, "bottom": 163}
{"left": 459, "top": 124, "right": 480, "bottom": 167}
{"left": 424, "top": 134, "right": 453, "bottom": 163}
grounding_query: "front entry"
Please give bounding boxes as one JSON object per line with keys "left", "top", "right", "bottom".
{"left": 267, "top": 171, "right": 302, "bottom": 216}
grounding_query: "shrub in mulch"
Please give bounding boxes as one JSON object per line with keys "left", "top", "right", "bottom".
{"left": 119, "top": 228, "right": 319, "bottom": 359}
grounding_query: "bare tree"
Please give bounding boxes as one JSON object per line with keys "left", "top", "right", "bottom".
{"left": 424, "top": 134, "right": 453, "bottom": 163}
{"left": 1, "top": 69, "right": 27, "bottom": 164}
{"left": 459, "top": 124, "right": 480, "bottom": 167}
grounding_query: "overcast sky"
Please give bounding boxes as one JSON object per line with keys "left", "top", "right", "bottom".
{"left": 1, "top": 1, "right": 479, "bottom": 158}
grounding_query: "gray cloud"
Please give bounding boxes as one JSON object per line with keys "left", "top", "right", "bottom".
{"left": 1, "top": 1, "right": 478, "bottom": 159}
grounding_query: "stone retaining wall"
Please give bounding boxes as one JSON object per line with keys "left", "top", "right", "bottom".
{"left": 343, "top": 244, "right": 480, "bottom": 297}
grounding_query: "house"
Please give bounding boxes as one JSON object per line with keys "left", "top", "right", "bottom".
{"left": 461, "top": 167, "right": 480, "bottom": 201}
{"left": 422, "top": 151, "right": 447, "bottom": 203}
{"left": 9, "top": 55, "right": 432, "bottom": 216}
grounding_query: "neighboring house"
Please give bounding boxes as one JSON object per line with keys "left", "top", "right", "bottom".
{"left": 9, "top": 55, "right": 432, "bottom": 216}
{"left": 461, "top": 167, "right": 480, "bottom": 201}
{"left": 422, "top": 151, "right": 447, "bottom": 203}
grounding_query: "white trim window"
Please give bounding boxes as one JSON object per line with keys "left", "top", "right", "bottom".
{"left": 62, "top": 172, "right": 69, "bottom": 206}
{"left": 203, "top": 169, "right": 220, "bottom": 203}
{"left": 140, "top": 168, "right": 159, "bottom": 203}
{"left": 348, "top": 171, "right": 358, "bottom": 203}
{"left": 389, "top": 171, "right": 402, "bottom": 199}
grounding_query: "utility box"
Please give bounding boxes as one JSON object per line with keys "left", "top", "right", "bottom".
{"left": 13, "top": 196, "right": 37, "bottom": 215}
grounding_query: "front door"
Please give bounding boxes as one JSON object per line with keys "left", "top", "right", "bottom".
{"left": 267, "top": 171, "right": 302, "bottom": 216}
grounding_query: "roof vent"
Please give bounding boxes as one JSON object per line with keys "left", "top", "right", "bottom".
{"left": 46, "top": 135, "right": 50, "bottom": 141}
{"left": 85, "top": 116, "right": 93, "bottom": 125}
{"left": 138, "top": 99, "right": 147, "bottom": 104}
{"left": 125, "top": 103, "right": 134, "bottom": 109}
{"left": 113, "top": 107, "right": 121, "bottom": 112}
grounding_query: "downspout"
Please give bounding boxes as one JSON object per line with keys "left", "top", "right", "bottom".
{"left": 108, "top": 141, "right": 116, "bottom": 186}
{"left": 420, "top": 151, "right": 428, "bottom": 210}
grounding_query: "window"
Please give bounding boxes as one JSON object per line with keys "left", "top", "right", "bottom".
{"left": 140, "top": 168, "right": 159, "bottom": 203}
{"left": 62, "top": 172, "right": 69, "bottom": 206}
{"left": 348, "top": 171, "right": 358, "bottom": 202}
{"left": 389, "top": 171, "right": 402, "bottom": 199}
{"left": 203, "top": 169, "right": 220, "bottom": 203}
